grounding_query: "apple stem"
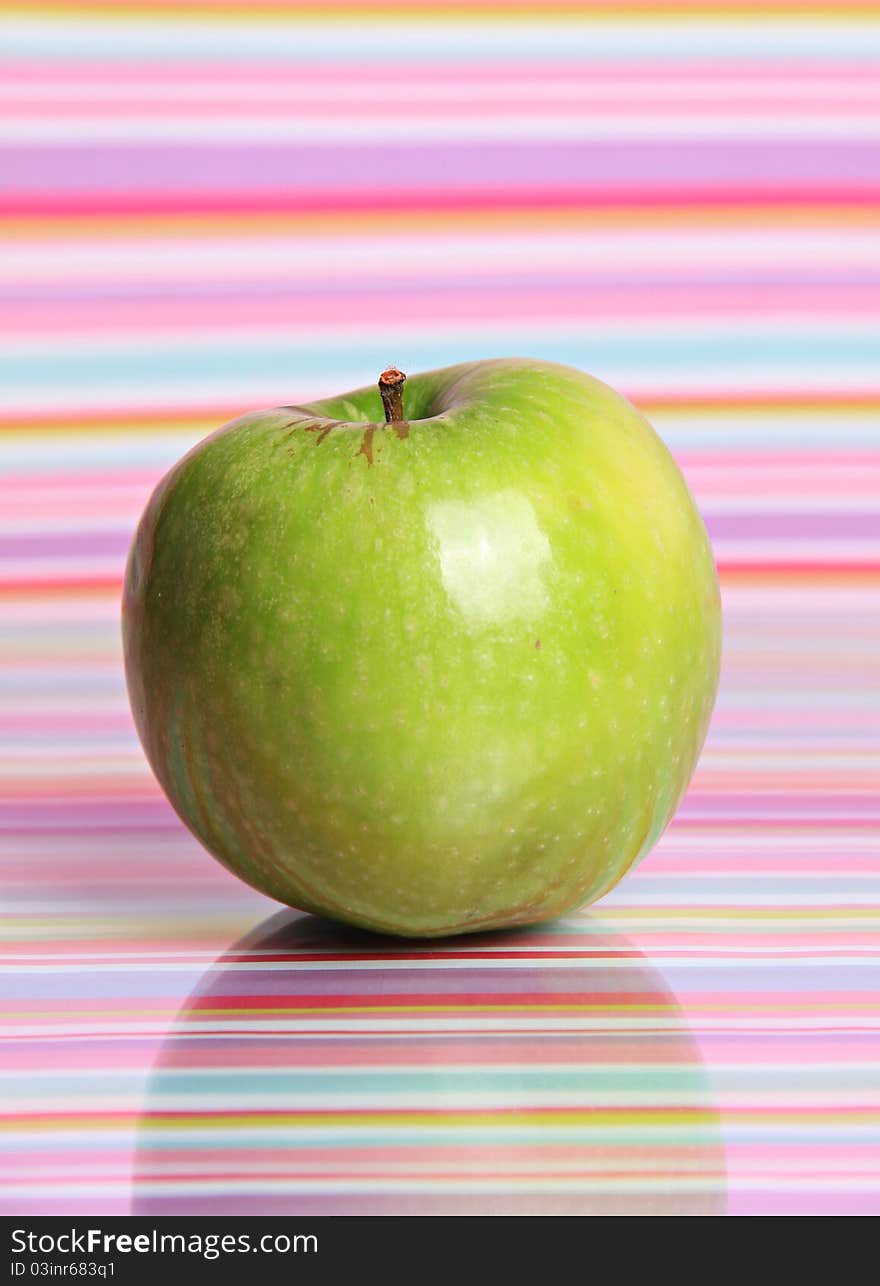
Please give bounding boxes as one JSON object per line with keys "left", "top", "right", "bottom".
{"left": 378, "top": 367, "right": 406, "bottom": 423}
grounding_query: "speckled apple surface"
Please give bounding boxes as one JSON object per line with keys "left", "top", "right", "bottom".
{"left": 123, "top": 358, "right": 721, "bottom": 936}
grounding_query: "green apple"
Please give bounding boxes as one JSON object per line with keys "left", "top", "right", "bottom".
{"left": 123, "top": 358, "right": 720, "bottom": 937}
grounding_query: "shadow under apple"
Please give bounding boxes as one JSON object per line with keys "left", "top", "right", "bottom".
{"left": 132, "top": 909, "right": 726, "bottom": 1215}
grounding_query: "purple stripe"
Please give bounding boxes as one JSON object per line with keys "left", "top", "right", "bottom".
{"left": 3, "top": 141, "right": 878, "bottom": 193}
{"left": 0, "top": 967, "right": 667, "bottom": 1000}
{"left": 8, "top": 963, "right": 878, "bottom": 1000}
{"left": 6, "top": 272, "right": 880, "bottom": 301}
{"left": 0, "top": 532, "right": 131, "bottom": 558}
{"left": 705, "top": 512, "right": 880, "bottom": 540}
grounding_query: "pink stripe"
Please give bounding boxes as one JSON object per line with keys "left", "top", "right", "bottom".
{"left": 4, "top": 186, "right": 880, "bottom": 218}
{"left": 5, "top": 62, "right": 880, "bottom": 84}
{"left": 3, "top": 283, "right": 879, "bottom": 335}
{"left": 7, "top": 97, "right": 880, "bottom": 116}
{"left": 729, "top": 1194, "right": 880, "bottom": 1215}
{"left": 4, "top": 1033, "right": 880, "bottom": 1071}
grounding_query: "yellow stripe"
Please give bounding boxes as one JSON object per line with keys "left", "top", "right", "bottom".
{"left": 2, "top": 3, "right": 879, "bottom": 19}
{"left": 1, "top": 1107, "right": 874, "bottom": 1133}
{"left": 1, "top": 4, "right": 878, "bottom": 16}
{"left": 3, "top": 208, "right": 879, "bottom": 245}
{"left": 0, "top": 1108, "right": 723, "bottom": 1132}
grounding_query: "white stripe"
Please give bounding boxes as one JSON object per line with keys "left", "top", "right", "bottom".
{"left": 5, "top": 232, "right": 880, "bottom": 286}
{"left": 3, "top": 78, "right": 879, "bottom": 104}
{"left": 76, "top": 1177, "right": 880, "bottom": 1195}
{"left": 5, "top": 114, "right": 880, "bottom": 142}
{"left": 11, "top": 1091, "right": 875, "bottom": 1113}
{"left": 6, "top": 1017, "right": 880, "bottom": 1037}
{"left": 4, "top": 1060, "right": 879, "bottom": 1081}
{"left": 4, "top": 17, "right": 880, "bottom": 61}
{"left": 3, "top": 315, "right": 875, "bottom": 355}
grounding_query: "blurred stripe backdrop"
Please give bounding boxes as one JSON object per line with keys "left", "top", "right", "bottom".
{"left": 1, "top": 2, "right": 879, "bottom": 1216}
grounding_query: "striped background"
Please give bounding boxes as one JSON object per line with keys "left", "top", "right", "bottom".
{"left": 2, "top": 2, "right": 879, "bottom": 1217}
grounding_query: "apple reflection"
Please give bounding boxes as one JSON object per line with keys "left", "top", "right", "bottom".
{"left": 133, "top": 911, "right": 725, "bottom": 1214}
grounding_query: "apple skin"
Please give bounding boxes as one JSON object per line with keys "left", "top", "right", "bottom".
{"left": 123, "top": 358, "right": 720, "bottom": 937}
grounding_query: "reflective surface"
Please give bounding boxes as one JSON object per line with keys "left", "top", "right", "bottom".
{"left": 132, "top": 912, "right": 726, "bottom": 1215}
{"left": 4, "top": 722, "right": 880, "bottom": 1217}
